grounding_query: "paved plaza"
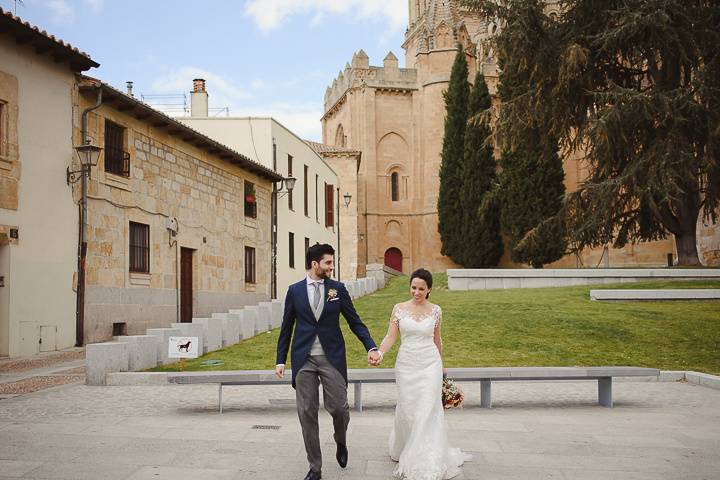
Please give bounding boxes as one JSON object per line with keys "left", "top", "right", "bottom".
{"left": 0, "top": 378, "right": 719, "bottom": 480}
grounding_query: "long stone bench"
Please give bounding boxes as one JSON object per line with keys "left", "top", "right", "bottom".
{"left": 590, "top": 289, "right": 720, "bottom": 301}
{"left": 167, "top": 366, "right": 659, "bottom": 413}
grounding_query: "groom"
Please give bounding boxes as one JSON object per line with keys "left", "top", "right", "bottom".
{"left": 276, "top": 243, "right": 380, "bottom": 480}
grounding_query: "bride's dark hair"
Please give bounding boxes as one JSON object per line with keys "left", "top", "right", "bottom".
{"left": 410, "top": 268, "right": 433, "bottom": 299}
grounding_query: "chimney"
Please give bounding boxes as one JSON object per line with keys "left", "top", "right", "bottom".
{"left": 190, "top": 78, "right": 208, "bottom": 117}
{"left": 126, "top": 81, "right": 134, "bottom": 96}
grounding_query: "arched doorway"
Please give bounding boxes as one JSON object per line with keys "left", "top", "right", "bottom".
{"left": 384, "top": 247, "right": 403, "bottom": 272}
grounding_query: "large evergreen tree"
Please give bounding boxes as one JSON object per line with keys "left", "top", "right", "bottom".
{"left": 498, "top": 135, "right": 567, "bottom": 268}
{"left": 464, "top": 0, "right": 720, "bottom": 265}
{"left": 460, "top": 71, "right": 503, "bottom": 267}
{"left": 438, "top": 44, "right": 470, "bottom": 263}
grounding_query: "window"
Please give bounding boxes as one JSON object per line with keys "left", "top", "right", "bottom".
{"left": 391, "top": 172, "right": 400, "bottom": 201}
{"left": 325, "top": 183, "right": 335, "bottom": 228}
{"left": 304, "top": 237, "right": 310, "bottom": 268}
{"left": 129, "top": 222, "right": 150, "bottom": 273}
{"left": 303, "top": 165, "right": 309, "bottom": 216}
{"left": 0, "top": 101, "right": 6, "bottom": 157}
{"left": 287, "top": 155, "right": 294, "bottom": 210}
{"left": 244, "top": 246, "right": 256, "bottom": 284}
{"left": 244, "top": 181, "right": 257, "bottom": 218}
{"left": 288, "top": 232, "right": 295, "bottom": 268}
{"left": 104, "top": 120, "right": 130, "bottom": 177}
{"left": 315, "top": 174, "right": 319, "bottom": 222}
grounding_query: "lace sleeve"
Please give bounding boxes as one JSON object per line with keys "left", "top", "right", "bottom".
{"left": 390, "top": 304, "right": 400, "bottom": 327}
{"left": 434, "top": 305, "right": 442, "bottom": 330}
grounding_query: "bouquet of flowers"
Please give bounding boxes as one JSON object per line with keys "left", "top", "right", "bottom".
{"left": 441, "top": 376, "right": 464, "bottom": 409}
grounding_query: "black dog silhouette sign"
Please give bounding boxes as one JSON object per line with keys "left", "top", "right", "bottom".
{"left": 168, "top": 336, "right": 199, "bottom": 359}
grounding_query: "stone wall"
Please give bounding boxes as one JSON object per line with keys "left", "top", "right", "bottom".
{"left": 76, "top": 99, "right": 273, "bottom": 344}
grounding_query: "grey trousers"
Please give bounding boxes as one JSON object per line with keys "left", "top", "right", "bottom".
{"left": 296, "top": 355, "right": 350, "bottom": 473}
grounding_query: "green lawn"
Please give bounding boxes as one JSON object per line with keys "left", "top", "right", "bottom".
{"left": 151, "top": 275, "right": 720, "bottom": 375}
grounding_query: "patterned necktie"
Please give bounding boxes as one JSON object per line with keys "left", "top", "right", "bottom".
{"left": 312, "top": 282, "right": 321, "bottom": 312}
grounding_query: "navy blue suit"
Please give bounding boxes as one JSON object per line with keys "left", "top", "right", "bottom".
{"left": 276, "top": 278, "right": 377, "bottom": 388}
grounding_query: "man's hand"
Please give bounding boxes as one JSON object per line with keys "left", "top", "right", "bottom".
{"left": 368, "top": 350, "right": 381, "bottom": 366}
{"left": 275, "top": 365, "right": 285, "bottom": 378}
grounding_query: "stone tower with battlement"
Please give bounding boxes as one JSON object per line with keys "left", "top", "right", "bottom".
{"left": 318, "top": 0, "right": 686, "bottom": 275}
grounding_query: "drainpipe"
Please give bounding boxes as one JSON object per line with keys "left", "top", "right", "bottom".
{"left": 75, "top": 87, "right": 102, "bottom": 347}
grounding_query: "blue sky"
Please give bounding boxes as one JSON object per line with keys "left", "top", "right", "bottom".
{"left": 6, "top": 0, "right": 408, "bottom": 140}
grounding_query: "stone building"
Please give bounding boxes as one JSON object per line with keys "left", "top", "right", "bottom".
{"left": 76, "top": 77, "right": 281, "bottom": 344}
{"left": 320, "top": 0, "right": 717, "bottom": 272}
{"left": 0, "top": 8, "right": 98, "bottom": 357}
{"left": 179, "top": 81, "right": 343, "bottom": 297}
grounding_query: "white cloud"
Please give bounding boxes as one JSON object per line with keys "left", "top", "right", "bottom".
{"left": 83, "top": 0, "right": 104, "bottom": 12}
{"left": 37, "top": 0, "right": 75, "bottom": 24}
{"left": 245, "top": 0, "right": 406, "bottom": 33}
{"left": 150, "top": 66, "right": 253, "bottom": 104}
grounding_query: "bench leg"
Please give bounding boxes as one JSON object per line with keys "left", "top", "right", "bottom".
{"left": 480, "top": 380, "right": 492, "bottom": 408}
{"left": 354, "top": 383, "right": 363, "bottom": 412}
{"left": 219, "top": 384, "right": 223, "bottom": 414}
{"left": 598, "top": 378, "right": 612, "bottom": 408}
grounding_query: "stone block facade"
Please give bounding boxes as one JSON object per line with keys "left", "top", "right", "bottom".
{"left": 75, "top": 83, "right": 278, "bottom": 344}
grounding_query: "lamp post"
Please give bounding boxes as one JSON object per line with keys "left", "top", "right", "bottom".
{"left": 337, "top": 191, "right": 352, "bottom": 281}
{"left": 271, "top": 176, "right": 296, "bottom": 299}
{"left": 67, "top": 142, "right": 102, "bottom": 347}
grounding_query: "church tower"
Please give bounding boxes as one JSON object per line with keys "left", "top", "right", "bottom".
{"left": 317, "top": 0, "right": 482, "bottom": 276}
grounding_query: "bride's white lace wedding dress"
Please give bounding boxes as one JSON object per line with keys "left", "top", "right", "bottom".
{"left": 389, "top": 303, "right": 469, "bottom": 480}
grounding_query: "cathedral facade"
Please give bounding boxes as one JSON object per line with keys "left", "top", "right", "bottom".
{"left": 316, "top": 0, "right": 711, "bottom": 276}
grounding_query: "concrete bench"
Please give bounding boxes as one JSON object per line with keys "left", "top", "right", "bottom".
{"left": 167, "top": 366, "right": 659, "bottom": 413}
{"left": 590, "top": 289, "right": 720, "bottom": 301}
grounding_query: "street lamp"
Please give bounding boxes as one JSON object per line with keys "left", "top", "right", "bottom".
{"left": 67, "top": 143, "right": 102, "bottom": 184}
{"left": 271, "top": 176, "right": 296, "bottom": 299}
{"left": 343, "top": 192, "right": 352, "bottom": 208}
{"left": 276, "top": 176, "right": 296, "bottom": 197}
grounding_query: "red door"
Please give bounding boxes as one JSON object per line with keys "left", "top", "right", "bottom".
{"left": 180, "top": 248, "right": 194, "bottom": 323}
{"left": 384, "top": 248, "right": 403, "bottom": 272}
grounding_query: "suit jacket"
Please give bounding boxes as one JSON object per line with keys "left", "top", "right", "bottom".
{"left": 276, "top": 278, "right": 377, "bottom": 388}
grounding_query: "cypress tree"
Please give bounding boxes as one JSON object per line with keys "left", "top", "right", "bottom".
{"left": 459, "top": 71, "right": 503, "bottom": 267}
{"left": 438, "top": 44, "right": 470, "bottom": 263}
{"left": 498, "top": 134, "right": 567, "bottom": 268}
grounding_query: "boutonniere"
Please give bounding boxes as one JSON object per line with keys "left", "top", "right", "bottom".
{"left": 327, "top": 288, "right": 339, "bottom": 302}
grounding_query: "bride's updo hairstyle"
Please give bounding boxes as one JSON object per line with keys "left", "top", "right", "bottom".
{"left": 410, "top": 268, "right": 433, "bottom": 299}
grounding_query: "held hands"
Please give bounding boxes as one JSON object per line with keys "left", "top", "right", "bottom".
{"left": 367, "top": 349, "right": 382, "bottom": 366}
{"left": 275, "top": 364, "right": 285, "bottom": 378}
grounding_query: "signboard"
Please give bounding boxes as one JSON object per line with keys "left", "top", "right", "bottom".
{"left": 168, "top": 336, "right": 199, "bottom": 359}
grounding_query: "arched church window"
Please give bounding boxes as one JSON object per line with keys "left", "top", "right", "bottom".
{"left": 335, "top": 124, "right": 346, "bottom": 147}
{"left": 391, "top": 172, "right": 400, "bottom": 201}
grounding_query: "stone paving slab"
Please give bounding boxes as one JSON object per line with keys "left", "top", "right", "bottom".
{"left": 0, "top": 380, "right": 718, "bottom": 479}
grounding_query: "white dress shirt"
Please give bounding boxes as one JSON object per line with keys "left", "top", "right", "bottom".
{"left": 306, "top": 275, "right": 326, "bottom": 356}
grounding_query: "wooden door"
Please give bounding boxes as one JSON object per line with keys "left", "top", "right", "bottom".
{"left": 180, "top": 248, "right": 194, "bottom": 323}
{"left": 384, "top": 248, "right": 403, "bottom": 272}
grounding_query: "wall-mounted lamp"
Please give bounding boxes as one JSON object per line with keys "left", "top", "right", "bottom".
{"left": 67, "top": 143, "right": 102, "bottom": 184}
{"left": 275, "top": 176, "right": 296, "bottom": 198}
{"left": 343, "top": 192, "right": 352, "bottom": 208}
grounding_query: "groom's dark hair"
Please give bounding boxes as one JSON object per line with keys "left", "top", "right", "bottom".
{"left": 306, "top": 243, "right": 335, "bottom": 269}
{"left": 410, "top": 268, "right": 433, "bottom": 298}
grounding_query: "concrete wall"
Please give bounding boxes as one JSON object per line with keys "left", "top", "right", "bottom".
{"left": 447, "top": 268, "right": 720, "bottom": 291}
{"left": 0, "top": 35, "right": 78, "bottom": 357}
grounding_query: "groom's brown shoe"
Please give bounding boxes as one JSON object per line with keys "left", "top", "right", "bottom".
{"left": 303, "top": 470, "right": 321, "bottom": 480}
{"left": 336, "top": 443, "right": 348, "bottom": 468}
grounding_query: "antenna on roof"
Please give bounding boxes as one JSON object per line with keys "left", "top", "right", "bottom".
{"left": 13, "top": 0, "right": 25, "bottom": 16}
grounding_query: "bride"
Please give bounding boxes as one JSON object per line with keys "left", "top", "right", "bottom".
{"left": 373, "top": 268, "right": 469, "bottom": 480}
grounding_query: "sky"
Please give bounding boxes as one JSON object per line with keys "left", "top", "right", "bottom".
{"left": 5, "top": 0, "right": 409, "bottom": 140}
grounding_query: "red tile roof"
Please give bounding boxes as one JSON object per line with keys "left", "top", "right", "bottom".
{"left": 0, "top": 7, "right": 99, "bottom": 71}
{"left": 305, "top": 140, "right": 361, "bottom": 156}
